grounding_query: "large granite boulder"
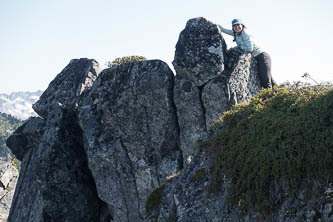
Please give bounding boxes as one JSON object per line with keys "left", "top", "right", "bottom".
{"left": 78, "top": 60, "right": 182, "bottom": 221}
{"left": 173, "top": 17, "right": 227, "bottom": 87}
{"left": 0, "top": 160, "right": 18, "bottom": 222}
{"left": 7, "top": 107, "right": 101, "bottom": 222}
{"left": 174, "top": 74, "right": 206, "bottom": 163}
{"left": 6, "top": 117, "right": 45, "bottom": 161}
{"left": 202, "top": 47, "right": 261, "bottom": 128}
{"left": 33, "top": 58, "right": 101, "bottom": 119}
{"left": 6, "top": 59, "right": 103, "bottom": 222}
{"left": 174, "top": 17, "right": 261, "bottom": 163}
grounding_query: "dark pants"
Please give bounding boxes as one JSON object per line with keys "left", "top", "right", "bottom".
{"left": 255, "top": 52, "right": 275, "bottom": 88}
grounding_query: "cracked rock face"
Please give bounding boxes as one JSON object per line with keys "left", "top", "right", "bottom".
{"left": 147, "top": 150, "right": 333, "bottom": 222}
{"left": 202, "top": 48, "right": 261, "bottom": 128}
{"left": 33, "top": 58, "right": 101, "bottom": 119}
{"left": 174, "top": 18, "right": 261, "bottom": 164}
{"left": 174, "top": 74, "right": 206, "bottom": 163}
{"left": 6, "top": 59, "right": 103, "bottom": 222}
{"left": 7, "top": 107, "right": 101, "bottom": 222}
{"left": 173, "top": 17, "right": 227, "bottom": 87}
{"left": 78, "top": 60, "right": 182, "bottom": 221}
{"left": 6, "top": 117, "right": 45, "bottom": 161}
{"left": 0, "top": 160, "right": 18, "bottom": 222}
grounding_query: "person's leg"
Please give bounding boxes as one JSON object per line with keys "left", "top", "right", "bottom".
{"left": 255, "top": 52, "right": 272, "bottom": 88}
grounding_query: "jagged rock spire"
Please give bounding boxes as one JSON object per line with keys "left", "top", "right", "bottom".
{"left": 173, "top": 17, "right": 261, "bottom": 164}
{"left": 78, "top": 60, "right": 182, "bottom": 221}
{"left": 33, "top": 58, "right": 101, "bottom": 119}
{"left": 173, "top": 17, "right": 226, "bottom": 87}
{"left": 6, "top": 17, "right": 264, "bottom": 222}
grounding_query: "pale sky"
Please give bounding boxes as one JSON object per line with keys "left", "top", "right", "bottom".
{"left": 0, "top": 0, "right": 332, "bottom": 93}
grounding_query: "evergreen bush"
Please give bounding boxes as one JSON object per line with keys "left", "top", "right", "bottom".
{"left": 106, "top": 56, "right": 147, "bottom": 68}
{"left": 201, "top": 83, "right": 333, "bottom": 213}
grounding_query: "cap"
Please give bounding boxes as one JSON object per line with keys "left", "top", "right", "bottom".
{"left": 232, "top": 19, "right": 243, "bottom": 27}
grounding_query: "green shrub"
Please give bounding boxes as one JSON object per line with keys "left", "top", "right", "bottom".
{"left": 189, "top": 168, "right": 206, "bottom": 183}
{"left": 201, "top": 83, "right": 333, "bottom": 213}
{"left": 0, "top": 113, "right": 23, "bottom": 160}
{"left": 106, "top": 56, "right": 147, "bottom": 68}
{"left": 145, "top": 184, "right": 166, "bottom": 215}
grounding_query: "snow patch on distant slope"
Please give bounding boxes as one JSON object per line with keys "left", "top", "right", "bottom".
{"left": 0, "top": 90, "right": 43, "bottom": 120}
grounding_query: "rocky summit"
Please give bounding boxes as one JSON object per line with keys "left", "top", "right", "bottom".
{"left": 32, "top": 58, "right": 100, "bottom": 119}
{"left": 5, "top": 17, "right": 329, "bottom": 222}
{"left": 78, "top": 59, "right": 182, "bottom": 221}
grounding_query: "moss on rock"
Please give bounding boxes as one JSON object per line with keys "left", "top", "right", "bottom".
{"left": 201, "top": 83, "right": 333, "bottom": 213}
{"left": 145, "top": 184, "right": 166, "bottom": 216}
{"left": 189, "top": 168, "right": 206, "bottom": 183}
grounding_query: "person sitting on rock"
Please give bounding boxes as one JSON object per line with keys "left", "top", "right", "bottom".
{"left": 218, "top": 19, "right": 275, "bottom": 88}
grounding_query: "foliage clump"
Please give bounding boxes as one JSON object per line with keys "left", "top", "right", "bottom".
{"left": 145, "top": 184, "right": 166, "bottom": 216}
{"left": 106, "top": 56, "right": 147, "bottom": 68}
{"left": 0, "top": 113, "right": 23, "bottom": 161}
{"left": 201, "top": 83, "right": 333, "bottom": 213}
{"left": 189, "top": 168, "right": 206, "bottom": 183}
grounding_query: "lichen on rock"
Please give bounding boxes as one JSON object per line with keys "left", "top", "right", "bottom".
{"left": 173, "top": 17, "right": 261, "bottom": 164}
{"left": 78, "top": 59, "right": 182, "bottom": 221}
{"left": 3, "top": 16, "right": 303, "bottom": 222}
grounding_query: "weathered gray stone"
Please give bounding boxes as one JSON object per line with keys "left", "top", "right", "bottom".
{"left": 174, "top": 74, "right": 206, "bottom": 164}
{"left": 7, "top": 58, "right": 104, "bottom": 221}
{"left": 173, "top": 17, "right": 227, "bottom": 87}
{"left": 78, "top": 60, "right": 182, "bottom": 221}
{"left": 146, "top": 149, "right": 333, "bottom": 222}
{"left": 6, "top": 117, "right": 45, "bottom": 161}
{"left": 7, "top": 106, "right": 101, "bottom": 222}
{"left": 202, "top": 48, "right": 261, "bottom": 128}
{"left": 0, "top": 138, "right": 7, "bottom": 160}
{"left": 0, "top": 160, "right": 18, "bottom": 222}
{"left": 145, "top": 150, "right": 235, "bottom": 222}
{"left": 33, "top": 58, "right": 101, "bottom": 119}
{"left": 173, "top": 18, "right": 261, "bottom": 164}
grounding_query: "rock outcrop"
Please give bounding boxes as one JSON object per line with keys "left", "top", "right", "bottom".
{"left": 146, "top": 148, "right": 333, "bottom": 222}
{"left": 4, "top": 17, "right": 282, "bottom": 222}
{"left": 173, "top": 17, "right": 226, "bottom": 87}
{"left": 0, "top": 160, "right": 18, "bottom": 222}
{"left": 6, "top": 117, "right": 45, "bottom": 161}
{"left": 33, "top": 58, "right": 100, "bottom": 119}
{"left": 174, "top": 18, "right": 260, "bottom": 163}
{"left": 78, "top": 60, "right": 182, "bottom": 221}
{"left": 6, "top": 60, "right": 103, "bottom": 222}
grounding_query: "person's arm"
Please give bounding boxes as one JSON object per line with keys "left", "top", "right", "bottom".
{"left": 240, "top": 30, "right": 254, "bottom": 52}
{"left": 218, "top": 24, "right": 234, "bottom": 36}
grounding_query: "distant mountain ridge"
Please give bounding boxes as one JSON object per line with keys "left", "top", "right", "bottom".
{"left": 0, "top": 90, "right": 43, "bottom": 120}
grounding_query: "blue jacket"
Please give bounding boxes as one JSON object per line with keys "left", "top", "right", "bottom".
{"left": 218, "top": 25, "right": 261, "bottom": 57}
